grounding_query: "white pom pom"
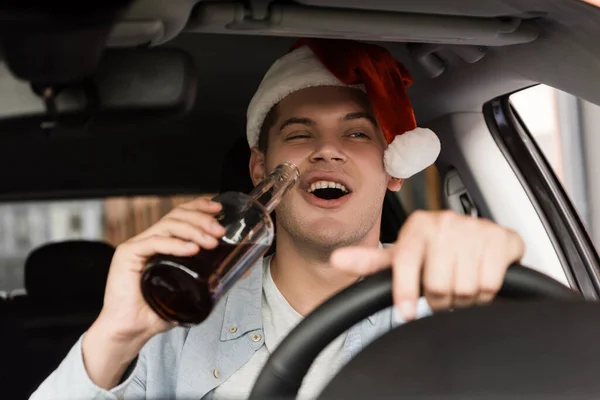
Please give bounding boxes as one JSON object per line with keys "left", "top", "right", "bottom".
{"left": 383, "top": 128, "right": 441, "bottom": 179}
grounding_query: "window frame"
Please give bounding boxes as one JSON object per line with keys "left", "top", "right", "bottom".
{"left": 483, "top": 94, "right": 600, "bottom": 299}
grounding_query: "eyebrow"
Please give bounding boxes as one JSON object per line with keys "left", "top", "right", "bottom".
{"left": 278, "top": 117, "right": 315, "bottom": 132}
{"left": 343, "top": 112, "right": 378, "bottom": 127}
{"left": 278, "top": 112, "right": 378, "bottom": 132}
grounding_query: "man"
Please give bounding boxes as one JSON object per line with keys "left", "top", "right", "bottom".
{"left": 30, "top": 39, "right": 524, "bottom": 400}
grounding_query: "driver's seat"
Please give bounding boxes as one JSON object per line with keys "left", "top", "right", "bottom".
{"left": 219, "top": 136, "right": 407, "bottom": 244}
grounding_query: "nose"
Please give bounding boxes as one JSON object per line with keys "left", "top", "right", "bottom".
{"left": 309, "top": 138, "right": 347, "bottom": 165}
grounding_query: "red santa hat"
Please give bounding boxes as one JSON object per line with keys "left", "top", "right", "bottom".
{"left": 246, "top": 38, "right": 441, "bottom": 179}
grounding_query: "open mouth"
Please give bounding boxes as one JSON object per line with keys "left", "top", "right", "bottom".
{"left": 307, "top": 180, "right": 351, "bottom": 200}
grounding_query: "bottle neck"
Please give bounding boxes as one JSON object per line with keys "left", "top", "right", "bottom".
{"left": 249, "top": 162, "right": 299, "bottom": 213}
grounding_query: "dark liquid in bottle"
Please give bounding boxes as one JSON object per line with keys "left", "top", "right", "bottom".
{"left": 141, "top": 242, "right": 269, "bottom": 326}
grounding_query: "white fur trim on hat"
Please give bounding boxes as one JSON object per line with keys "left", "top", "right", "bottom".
{"left": 246, "top": 46, "right": 364, "bottom": 147}
{"left": 383, "top": 128, "right": 441, "bottom": 179}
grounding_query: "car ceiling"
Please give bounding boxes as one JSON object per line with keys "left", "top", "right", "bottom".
{"left": 0, "top": 0, "right": 599, "bottom": 200}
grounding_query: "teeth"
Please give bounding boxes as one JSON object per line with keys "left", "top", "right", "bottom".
{"left": 308, "top": 180, "right": 349, "bottom": 194}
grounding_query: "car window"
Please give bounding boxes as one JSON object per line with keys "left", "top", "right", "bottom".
{"left": 509, "top": 84, "right": 600, "bottom": 243}
{"left": 0, "top": 195, "right": 205, "bottom": 294}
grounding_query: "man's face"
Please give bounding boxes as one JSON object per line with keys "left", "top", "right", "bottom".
{"left": 250, "top": 86, "right": 402, "bottom": 253}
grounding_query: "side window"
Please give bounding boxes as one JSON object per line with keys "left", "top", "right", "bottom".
{"left": 398, "top": 165, "right": 442, "bottom": 213}
{"left": 510, "top": 85, "right": 563, "bottom": 175}
{"left": 0, "top": 194, "right": 207, "bottom": 293}
{"left": 509, "top": 85, "right": 600, "bottom": 244}
{"left": 103, "top": 195, "right": 204, "bottom": 246}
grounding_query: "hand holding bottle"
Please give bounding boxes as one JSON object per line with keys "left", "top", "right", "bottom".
{"left": 81, "top": 197, "right": 226, "bottom": 389}
{"left": 141, "top": 162, "right": 299, "bottom": 326}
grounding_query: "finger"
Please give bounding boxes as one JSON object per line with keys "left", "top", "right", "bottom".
{"left": 452, "top": 220, "right": 484, "bottom": 309}
{"left": 136, "top": 218, "right": 221, "bottom": 249}
{"left": 477, "top": 256, "right": 504, "bottom": 305}
{"left": 179, "top": 197, "right": 223, "bottom": 213}
{"left": 135, "top": 200, "right": 225, "bottom": 241}
{"left": 330, "top": 246, "right": 394, "bottom": 275}
{"left": 391, "top": 225, "right": 428, "bottom": 321}
{"left": 117, "top": 236, "right": 200, "bottom": 272}
{"left": 476, "top": 227, "right": 506, "bottom": 305}
{"left": 477, "top": 227, "right": 524, "bottom": 304}
{"left": 422, "top": 212, "right": 456, "bottom": 312}
{"left": 168, "top": 208, "right": 226, "bottom": 237}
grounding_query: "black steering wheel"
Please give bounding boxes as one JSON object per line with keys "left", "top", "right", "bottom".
{"left": 248, "top": 264, "right": 582, "bottom": 400}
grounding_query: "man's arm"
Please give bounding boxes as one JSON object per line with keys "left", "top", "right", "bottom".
{"left": 30, "top": 196, "right": 226, "bottom": 399}
{"left": 80, "top": 316, "right": 148, "bottom": 390}
{"left": 29, "top": 330, "right": 147, "bottom": 400}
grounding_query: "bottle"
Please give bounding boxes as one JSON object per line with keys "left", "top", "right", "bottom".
{"left": 140, "top": 162, "right": 299, "bottom": 326}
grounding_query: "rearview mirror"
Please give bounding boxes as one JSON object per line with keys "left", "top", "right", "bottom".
{"left": 0, "top": 47, "right": 198, "bottom": 132}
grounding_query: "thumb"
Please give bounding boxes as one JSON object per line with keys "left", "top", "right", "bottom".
{"left": 330, "top": 246, "right": 395, "bottom": 275}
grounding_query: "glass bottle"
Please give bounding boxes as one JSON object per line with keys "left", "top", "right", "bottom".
{"left": 140, "top": 162, "right": 299, "bottom": 326}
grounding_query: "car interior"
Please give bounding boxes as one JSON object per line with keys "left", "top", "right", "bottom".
{"left": 2, "top": 0, "right": 600, "bottom": 398}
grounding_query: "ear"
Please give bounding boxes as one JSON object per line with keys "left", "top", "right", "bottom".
{"left": 249, "top": 147, "right": 267, "bottom": 186}
{"left": 387, "top": 177, "right": 403, "bottom": 192}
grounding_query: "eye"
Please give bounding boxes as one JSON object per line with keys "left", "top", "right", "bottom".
{"left": 348, "top": 131, "right": 370, "bottom": 139}
{"left": 285, "top": 132, "right": 312, "bottom": 141}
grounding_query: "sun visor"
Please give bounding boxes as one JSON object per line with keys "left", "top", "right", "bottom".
{"left": 187, "top": 2, "right": 539, "bottom": 47}
{"left": 0, "top": 47, "right": 198, "bottom": 132}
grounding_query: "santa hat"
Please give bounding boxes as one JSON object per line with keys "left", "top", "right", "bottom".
{"left": 246, "top": 38, "right": 441, "bottom": 179}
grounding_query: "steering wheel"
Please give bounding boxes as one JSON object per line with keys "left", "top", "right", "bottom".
{"left": 248, "top": 264, "right": 582, "bottom": 400}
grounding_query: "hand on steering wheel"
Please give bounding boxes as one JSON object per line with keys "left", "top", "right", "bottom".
{"left": 330, "top": 210, "right": 525, "bottom": 320}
